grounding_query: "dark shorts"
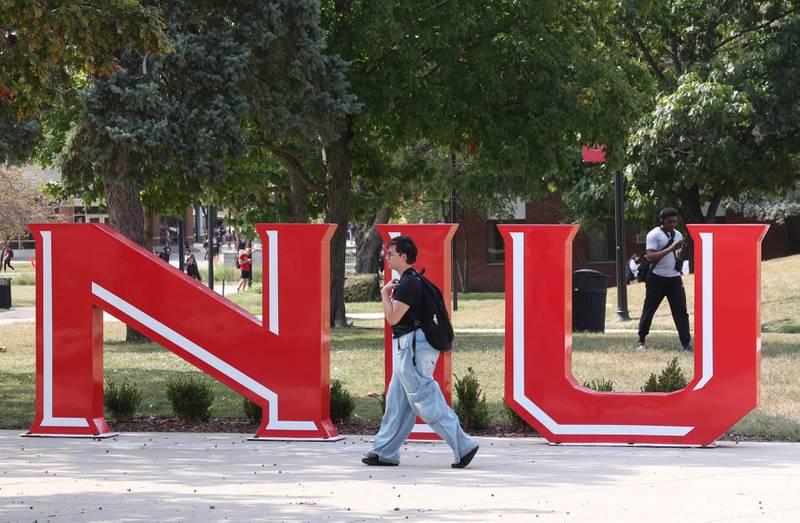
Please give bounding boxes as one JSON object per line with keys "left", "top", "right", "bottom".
{"left": 241, "top": 270, "right": 251, "bottom": 279}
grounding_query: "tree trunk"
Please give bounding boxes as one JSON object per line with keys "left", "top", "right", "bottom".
{"left": 287, "top": 160, "right": 311, "bottom": 223}
{"left": 103, "top": 149, "right": 151, "bottom": 343}
{"left": 355, "top": 207, "right": 392, "bottom": 273}
{"left": 325, "top": 121, "right": 353, "bottom": 328}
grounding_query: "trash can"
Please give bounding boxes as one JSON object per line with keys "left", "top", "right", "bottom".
{"left": 572, "top": 269, "right": 608, "bottom": 332}
{"left": 0, "top": 277, "right": 11, "bottom": 309}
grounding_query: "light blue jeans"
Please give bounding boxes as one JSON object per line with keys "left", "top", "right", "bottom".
{"left": 367, "top": 329, "right": 478, "bottom": 465}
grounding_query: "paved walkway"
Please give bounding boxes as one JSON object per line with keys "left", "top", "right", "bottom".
{"left": 1, "top": 431, "right": 797, "bottom": 521}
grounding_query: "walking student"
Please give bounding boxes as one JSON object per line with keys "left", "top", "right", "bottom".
{"left": 637, "top": 207, "right": 692, "bottom": 352}
{"left": 1, "top": 246, "right": 15, "bottom": 272}
{"left": 362, "top": 235, "right": 478, "bottom": 468}
{"left": 236, "top": 249, "right": 251, "bottom": 292}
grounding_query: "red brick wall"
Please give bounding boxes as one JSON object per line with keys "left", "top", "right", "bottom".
{"left": 724, "top": 210, "right": 789, "bottom": 260}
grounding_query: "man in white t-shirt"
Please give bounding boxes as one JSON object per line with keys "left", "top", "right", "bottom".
{"left": 637, "top": 207, "right": 692, "bottom": 352}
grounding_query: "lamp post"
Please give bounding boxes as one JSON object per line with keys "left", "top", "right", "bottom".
{"left": 178, "top": 218, "right": 185, "bottom": 271}
{"left": 450, "top": 151, "right": 458, "bottom": 311}
{"left": 612, "top": 170, "right": 630, "bottom": 321}
{"left": 582, "top": 145, "right": 630, "bottom": 321}
{"left": 207, "top": 205, "right": 215, "bottom": 291}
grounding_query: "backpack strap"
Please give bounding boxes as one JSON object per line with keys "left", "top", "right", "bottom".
{"left": 660, "top": 227, "right": 680, "bottom": 262}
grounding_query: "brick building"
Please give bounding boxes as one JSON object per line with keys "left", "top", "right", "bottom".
{"left": 456, "top": 192, "right": 800, "bottom": 292}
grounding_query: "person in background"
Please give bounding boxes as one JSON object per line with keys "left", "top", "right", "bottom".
{"left": 627, "top": 252, "right": 643, "bottom": 283}
{"left": 1, "top": 246, "right": 15, "bottom": 272}
{"left": 158, "top": 244, "right": 171, "bottom": 263}
{"left": 246, "top": 247, "right": 254, "bottom": 289}
{"left": 237, "top": 249, "right": 251, "bottom": 292}
{"left": 637, "top": 207, "right": 692, "bottom": 352}
{"left": 185, "top": 254, "right": 202, "bottom": 281}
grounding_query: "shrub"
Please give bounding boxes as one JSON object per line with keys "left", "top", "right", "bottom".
{"left": 642, "top": 358, "right": 689, "bottom": 392}
{"left": 367, "top": 391, "right": 386, "bottom": 415}
{"left": 11, "top": 273, "right": 36, "bottom": 285}
{"left": 583, "top": 379, "right": 615, "bottom": 392}
{"left": 453, "top": 367, "right": 491, "bottom": 431}
{"left": 330, "top": 380, "right": 355, "bottom": 424}
{"left": 344, "top": 273, "right": 381, "bottom": 302}
{"left": 242, "top": 397, "right": 262, "bottom": 424}
{"left": 503, "top": 404, "right": 531, "bottom": 431}
{"left": 104, "top": 380, "right": 141, "bottom": 422}
{"left": 166, "top": 377, "right": 215, "bottom": 421}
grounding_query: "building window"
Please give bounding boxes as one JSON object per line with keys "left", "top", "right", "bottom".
{"left": 487, "top": 220, "right": 524, "bottom": 264}
{"left": 586, "top": 220, "right": 615, "bottom": 262}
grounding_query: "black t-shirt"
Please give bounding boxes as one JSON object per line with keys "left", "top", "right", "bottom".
{"left": 391, "top": 268, "right": 425, "bottom": 338}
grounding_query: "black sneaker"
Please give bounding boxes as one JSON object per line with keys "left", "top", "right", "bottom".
{"left": 361, "top": 455, "right": 398, "bottom": 466}
{"left": 452, "top": 445, "right": 479, "bottom": 469}
{"left": 683, "top": 343, "right": 693, "bottom": 353}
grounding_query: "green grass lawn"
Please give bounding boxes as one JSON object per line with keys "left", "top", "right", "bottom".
{"left": 9, "top": 253, "right": 800, "bottom": 334}
{"left": 1, "top": 322, "right": 798, "bottom": 440}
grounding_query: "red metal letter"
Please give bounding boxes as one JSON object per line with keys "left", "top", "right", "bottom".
{"left": 500, "top": 224, "right": 768, "bottom": 446}
{"left": 26, "top": 223, "right": 341, "bottom": 440}
{"left": 375, "top": 224, "right": 458, "bottom": 440}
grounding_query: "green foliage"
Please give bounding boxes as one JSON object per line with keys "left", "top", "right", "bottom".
{"left": 776, "top": 324, "right": 800, "bottom": 334}
{"left": 166, "top": 377, "right": 215, "bottom": 422}
{"left": 565, "top": 2, "right": 800, "bottom": 227}
{"left": 453, "top": 367, "right": 491, "bottom": 431}
{"left": 344, "top": 273, "right": 380, "bottom": 303}
{"left": 503, "top": 404, "right": 532, "bottom": 432}
{"left": 728, "top": 184, "right": 800, "bottom": 225}
{"left": 583, "top": 379, "right": 615, "bottom": 392}
{"left": 324, "top": 0, "right": 644, "bottom": 225}
{"left": 0, "top": 106, "right": 41, "bottom": 163}
{"left": 104, "top": 380, "right": 142, "bottom": 422}
{"left": 54, "top": 0, "right": 357, "bottom": 220}
{"left": 0, "top": 1, "right": 171, "bottom": 117}
{"left": 242, "top": 397, "right": 262, "bottom": 424}
{"left": 330, "top": 380, "right": 355, "bottom": 424}
{"left": 642, "top": 358, "right": 689, "bottom": 393}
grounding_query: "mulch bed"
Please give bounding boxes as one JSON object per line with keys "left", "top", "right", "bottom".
{"left": 109, "top": 417, "right": 537, "bottom": 438}
{"left": 109, "top": 418, "right": 765, "bottom": 443}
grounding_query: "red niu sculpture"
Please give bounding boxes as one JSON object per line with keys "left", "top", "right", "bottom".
{"left": 26, "top": 223, "right": 341, "bottom": 441}
{"left": 499, "top": 224, "right": 768, "bottom": 446}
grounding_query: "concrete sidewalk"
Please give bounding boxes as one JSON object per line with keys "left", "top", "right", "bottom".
{"left": 1, "top": 431, "right": 798, "bottom": 522}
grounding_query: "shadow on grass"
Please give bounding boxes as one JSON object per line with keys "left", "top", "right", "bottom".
{"left": 731, "top": 411, "right": 800, "bottom": 441}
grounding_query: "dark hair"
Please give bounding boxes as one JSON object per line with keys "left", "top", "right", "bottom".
{"left": 386, "top": 235, "right": 418, "bottom": 264}
{"left": 659, "top": 207, "right": 679, "bottom": 223}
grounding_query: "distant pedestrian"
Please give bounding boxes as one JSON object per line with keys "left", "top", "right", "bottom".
{"left": 237, "top": 249, "right": 251, "bottom": 292}
{"left": 246, "top": 248, "right": 253, "bottom": 289}
{"left": 637, "top": 207, "right": 692, "bottom": 352}
{"left": 185, "top": 254, "right": 202, "bottom": 281}
{"left": 1, "top": 246, "right": 14, "bottom": 272}
{"left": 158, "top": 245, "right": 171, "bottom": 263}
{"left": 627, "top": 253, "right": 643, "bottom": 283}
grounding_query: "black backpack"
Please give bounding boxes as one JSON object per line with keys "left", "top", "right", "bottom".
{"left": 410, "top": 268, "right": 454, "bottom": 352}
{"left": 637, "top": 228, "right": 676, "bottom": 282}
{"left": 636, "top": 259, "right": 651, "bottom": 282}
